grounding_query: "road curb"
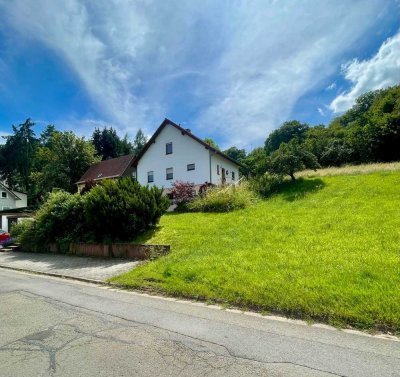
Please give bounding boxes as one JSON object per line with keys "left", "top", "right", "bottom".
{"left": 0, "top": 264, "right": 107, "bottom": 285}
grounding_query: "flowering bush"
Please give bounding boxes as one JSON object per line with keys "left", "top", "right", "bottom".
{"left": 171, "top": 181, "right": 196, "bottom": 204}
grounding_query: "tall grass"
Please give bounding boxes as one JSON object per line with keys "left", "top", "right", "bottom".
{"left": 299, "top": 161, "right": 400, "bottom": 178}
{"left": 188, "top": 183, "right": 257, "bottom": 212}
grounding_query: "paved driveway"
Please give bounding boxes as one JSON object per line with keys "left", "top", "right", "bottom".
{"left": 0, "top": 251, "right": 139, "bottom": 281}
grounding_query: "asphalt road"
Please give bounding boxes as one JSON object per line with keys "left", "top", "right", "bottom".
{"left": 0, "top": 268, "right": 399, "bottom": 377}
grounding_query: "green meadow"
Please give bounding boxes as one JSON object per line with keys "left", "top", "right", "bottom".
{"left": 111, "top": 169, "right": 400, "bottom": 332}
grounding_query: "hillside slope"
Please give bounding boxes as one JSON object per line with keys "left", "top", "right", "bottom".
{"left": 112, "top": 170, "right": 400, "bottom": 332}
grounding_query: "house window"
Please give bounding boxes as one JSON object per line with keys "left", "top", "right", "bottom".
{"left": 147, "top": 171, "right": 154, "bottom": 183}
{"left": 187, "top": 163, "right": 195, "bottom": 171}
{"left": 217, "top": 165, "right": 220, "bottom": 175}
{"left": 1, "top": 191, "right": 7, "bottom": 199}
{"left": 232, "top": 171, "right": 235, "bottom": 181}
{"left": 166, "top": 167, "right": 173, "bottom": 180}
{"left": 166, "top": 142, "right": 173, "bottom": 155}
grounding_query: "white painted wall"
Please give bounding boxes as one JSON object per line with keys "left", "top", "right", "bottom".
{"left": 137, "top": 124, "right": 211, "bottom": 189}
{"left": 1, "top": 215, "right": 7, "bottom": 231}
{"left": 0, "top": 190, "right": 27, "bottom": 210}
{"left": 1, "top": 216, "right": 32, "bottom": 232}
{"left": 13, "top": 191, "right": 27, "bottom": 208}
{"left": 210, "top": 153, "right": 240, "bottom": 185}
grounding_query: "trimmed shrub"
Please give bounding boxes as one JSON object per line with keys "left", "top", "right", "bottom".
{"left": 188, "top": 183, "right": 256, "bottom": 212}
{"left": 14, "top": 178, "right": 170, "bottom": 251}
{"left": 83, "top": 178, "right": 169, "bottom": 242}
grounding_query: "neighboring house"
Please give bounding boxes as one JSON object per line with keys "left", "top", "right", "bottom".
{"left": 135, "top": 119, "right": 240, "bottom": 190}
{"left": 76, "top": 154, "right": 136, "bottom": 192}
{"left": 77, "top": 119, "right": 241, "bottom": 191}
{"left": 0, "top": 182, "right": 31, "bottom": 232}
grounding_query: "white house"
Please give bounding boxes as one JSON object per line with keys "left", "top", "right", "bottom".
{"left": 0, "top": 182, "right": 30, "bottom": 232}
{"left": 134, "top": 119, "right": 241, "bottom": 190}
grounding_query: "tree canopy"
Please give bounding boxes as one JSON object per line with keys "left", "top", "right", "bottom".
{"left": 204, "top": 137, "right": 220, "bottom": 150}
{"left": 264, "top": 120, "right": 309, "bottom": 154}
{"left": 31, "top": 131, "right": 100, "bottom": 199}
{"left": 92, "top": 127, "right": 133, "bottom": 160}
{"left": 132, "top": 129, "right": 147, "bottom": 156}
{"left": 267, "top": 140, "right": 319, "bottom": 180}
{"left": 0, "top": 118, "right": 38, "bottom": 193}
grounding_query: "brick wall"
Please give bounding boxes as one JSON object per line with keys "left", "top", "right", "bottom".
{"left": 47, "top": 243, "right": 170, "bottom": 260}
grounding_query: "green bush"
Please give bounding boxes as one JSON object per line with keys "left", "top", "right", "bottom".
{"left": 188, "top": 183, "right": 256, "bottom": 212}
{"left": 15, "top": 178, "right": 170, "bottom": 251}
{"left": 35, "top": 191, "right": 85, "bottom": 246}
{"left": 249, "top": 173, "right": 284, "bottom": 198}
{"left": 10, "top": 219, "right": 35, "bottom": 249}
{"left": 83, "top": 178, "right": 170, "bottom": 242}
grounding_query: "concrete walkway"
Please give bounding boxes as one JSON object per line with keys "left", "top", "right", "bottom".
{"left": 0, "top": 251, "right": 139, "bottom": 281}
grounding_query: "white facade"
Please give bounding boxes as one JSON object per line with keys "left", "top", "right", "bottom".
{"left": 136, "top": 123, "right": 240, "bottom": 189}
{"left": 0, "top": 184, "right": 30, "bottom": 232}
{"left": 210, "top": 153, "right": 240, "bottom": 186}
{"left": 0, "top": 188, "right": 27, "bottom": 211}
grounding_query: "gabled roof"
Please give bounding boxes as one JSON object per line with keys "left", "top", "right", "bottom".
{"left": 0, "top": 182, "right": 21, "bottom": 200}
{"left": 76, "top": 154, "right": 136, "bottom": 184}
{"left": 135, "top": 118, "right": 242, "bottom": 167}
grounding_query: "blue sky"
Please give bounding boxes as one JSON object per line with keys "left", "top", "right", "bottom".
{"left": 0, "top": 1, "right": 399, "bottom": 150}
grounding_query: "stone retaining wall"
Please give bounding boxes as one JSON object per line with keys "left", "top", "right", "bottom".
{"left": 47, "top": 243, "right": 170, "bottom": 260}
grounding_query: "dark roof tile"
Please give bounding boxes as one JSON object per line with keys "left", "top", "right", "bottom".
{"left": 76, "top": 154, "right": 136, "bottom": 184}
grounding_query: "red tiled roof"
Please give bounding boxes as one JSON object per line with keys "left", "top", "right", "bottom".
{"left": 76, "top": 154, "right": 136, "bottom": 184}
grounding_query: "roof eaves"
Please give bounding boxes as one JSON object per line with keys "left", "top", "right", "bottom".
{"left": 0, "top": 182, "right": 21, "bottom": 200}
{"left": 135, "top": 118, "right": 243, "bottom": 167}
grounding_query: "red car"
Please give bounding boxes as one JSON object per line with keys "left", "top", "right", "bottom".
{"left": 0, "top": 229, "right": 11, "bottom": 242}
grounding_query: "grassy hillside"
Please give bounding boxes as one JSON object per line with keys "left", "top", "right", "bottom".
{"left": 111, "top": 170, "right": 400, "bottom": 332}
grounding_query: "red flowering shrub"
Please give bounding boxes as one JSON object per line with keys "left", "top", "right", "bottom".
{"left": 171, "top": 181, "right": 196, "bottom": 204}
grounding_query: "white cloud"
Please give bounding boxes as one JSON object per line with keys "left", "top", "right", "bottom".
{"left": 326, "top": 83, "right": 337, "bottom": 91}
{"left": 0, "top": 0, "right": 162, "bottom": 137}
{"left": 0, "top": 0, "right": 396, "bottom": 148}
{"left": 191, "top": 1, "right": 391, "bottom": 148}
{"left": 330, "top": 31, "right": 400, "bottom": 113}
{"left": 318, "top": 108, "right": 325, "bottom": 116}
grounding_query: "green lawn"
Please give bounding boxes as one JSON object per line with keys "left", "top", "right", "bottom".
{"left": 111, "top": 171, "right": 400, "bottom": 332}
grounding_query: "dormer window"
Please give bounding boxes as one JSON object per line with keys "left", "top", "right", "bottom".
{"left": 166, "top": 142, "right": 173, "bottom": 155}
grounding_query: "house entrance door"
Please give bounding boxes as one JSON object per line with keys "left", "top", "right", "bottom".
{"left": 8, "top": 217, "right": 17, "bottom": 232}
{"left": 222, "top": 168, "right": 226, "bottom": 184}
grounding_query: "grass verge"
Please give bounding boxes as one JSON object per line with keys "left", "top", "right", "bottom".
{"left": 110, "top": 169, "right": 400, "bottom": 333}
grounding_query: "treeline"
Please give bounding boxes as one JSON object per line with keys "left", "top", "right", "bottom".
{"left": 224, "top": 84, "right": 400, "bottom": 176}
{"left": 0, "top": 123, "right": 147, "bottom": 204}
{"left": 1, "top": 84, "right": 399, "bottom": 204}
